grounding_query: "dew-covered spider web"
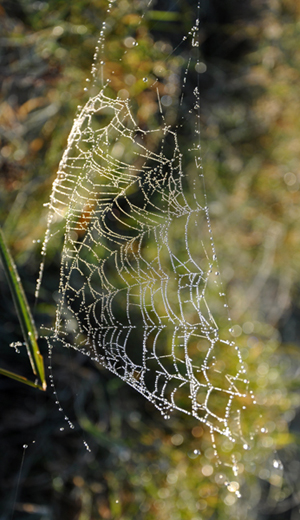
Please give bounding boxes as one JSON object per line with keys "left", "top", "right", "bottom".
{"left": 37, "top": 0, "right": 256, "bottom": 474}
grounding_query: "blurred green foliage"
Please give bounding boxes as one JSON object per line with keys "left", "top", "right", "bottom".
{"left": 0, "top": 0, "right": 300, "bottom": 519}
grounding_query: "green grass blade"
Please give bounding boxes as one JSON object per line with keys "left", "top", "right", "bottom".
{"left": 0, "top": 227, "right": 46, "bottom": 390}
{"left": 0, "top": 367, "right": 44, "bottom": 391}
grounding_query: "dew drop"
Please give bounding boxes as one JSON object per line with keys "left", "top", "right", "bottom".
{"left": 273, "top": 459, "right": 283, "bottom": 470}
{"left": 232, "top": 464, "right": 238, "bottom": 477}
{"left": 84, "top": 441, "right": 91, "bottom": 452}
{"left": 227, "top": 481, "right": 239, "bottom": 493}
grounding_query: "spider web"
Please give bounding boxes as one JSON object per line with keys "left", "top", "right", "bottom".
{"left": 38, "top": 0, "right": 253, "bottom": 468}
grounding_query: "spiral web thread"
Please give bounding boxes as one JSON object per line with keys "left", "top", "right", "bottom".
{"left": 38, "top": 0, "right": 254, "bottom": 470}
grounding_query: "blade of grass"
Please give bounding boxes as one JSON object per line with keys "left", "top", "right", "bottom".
{"left": 0, "top": 367, "right": 44, "bottom": 391}
{"left": 0, "top": 227, "right": 46, "bottom": 390}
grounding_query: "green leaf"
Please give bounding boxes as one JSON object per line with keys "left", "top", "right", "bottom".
{"left": 0, "top": 227, "right": 46, "bottom": 390}
{"left": 0, "top": 367, "right": 44, "bottom": 391}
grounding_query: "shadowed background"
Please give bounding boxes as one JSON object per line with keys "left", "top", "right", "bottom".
{"left": 0, "top": 0, "right": 300, "bottom": 519}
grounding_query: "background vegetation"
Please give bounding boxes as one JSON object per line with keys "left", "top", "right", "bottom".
{"left": 0, "top": 0, "right": 300, "bottom": 518}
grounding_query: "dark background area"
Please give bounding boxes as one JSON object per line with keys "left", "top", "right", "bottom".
{"left": 0, "top": 0, "right": 300, "bottom": 519}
